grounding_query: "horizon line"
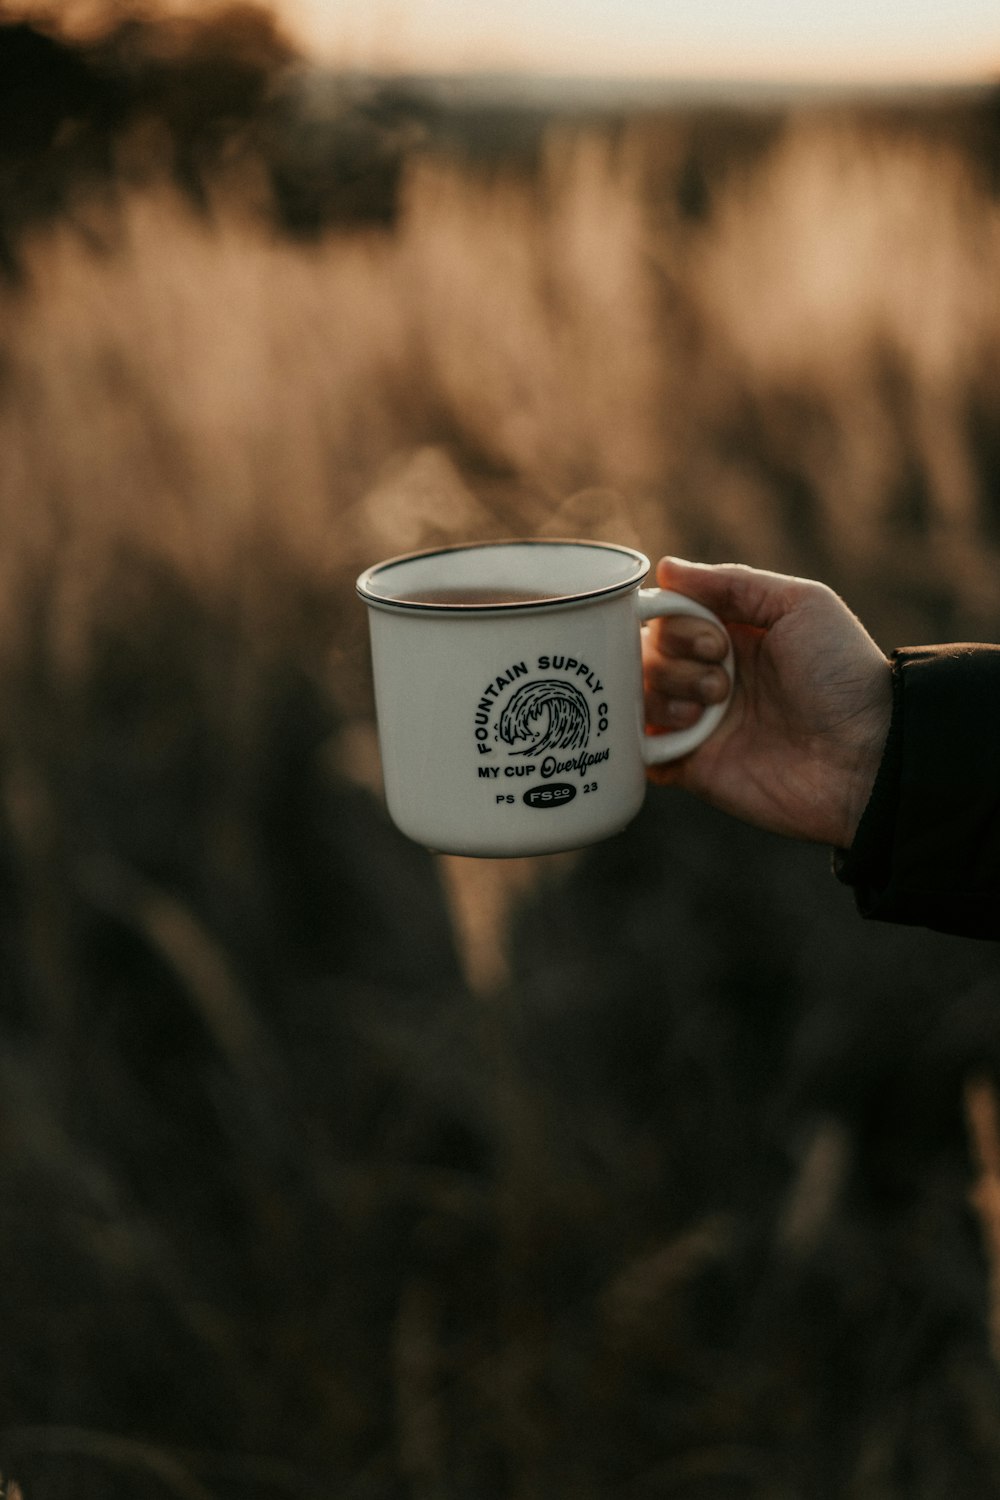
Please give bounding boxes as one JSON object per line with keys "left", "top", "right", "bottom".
{"left": 296, "top": 64, "right": 1000, "bottom": 99}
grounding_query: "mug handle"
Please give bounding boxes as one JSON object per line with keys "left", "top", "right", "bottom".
{"left": 637, "top": 588, "right": 735, "bottom": 765}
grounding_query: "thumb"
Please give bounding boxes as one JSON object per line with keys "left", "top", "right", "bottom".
{"left": 655, "top": 557, "right": 813, "bottom": 631}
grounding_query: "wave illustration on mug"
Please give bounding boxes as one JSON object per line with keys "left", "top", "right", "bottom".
{"left": 497, "top": 679, "right": 592, "bottom": 756}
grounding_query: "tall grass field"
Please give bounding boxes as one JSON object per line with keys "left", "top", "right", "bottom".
{"left": 2, "top": 6, "right": 1000, "bottom": 1496}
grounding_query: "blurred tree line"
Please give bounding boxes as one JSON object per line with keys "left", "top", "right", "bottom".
{"left": 3, "top": 2, "right": 999, "bottom": 277}
{"left": 0, "top": 0, "right": 432, "bottom": 273}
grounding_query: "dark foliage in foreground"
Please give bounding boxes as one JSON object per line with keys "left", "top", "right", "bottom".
{"left": 0, "top": 561, "right": 999, "bottom": 1497}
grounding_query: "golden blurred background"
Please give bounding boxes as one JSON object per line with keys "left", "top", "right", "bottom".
{"left": 2, "top": 4, "right": 1000, "bottom": 1497}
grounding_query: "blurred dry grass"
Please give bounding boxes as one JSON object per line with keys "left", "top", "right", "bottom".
{"left": 5, "top": 104, "right": 1000, "bottom": 675}
{"left": 3, "top": 17, "right": 1000, "bottom": 1493}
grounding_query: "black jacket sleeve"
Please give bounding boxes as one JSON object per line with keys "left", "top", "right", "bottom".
{"left": 835, "top": 644, "right": 1000, "bottom": 940}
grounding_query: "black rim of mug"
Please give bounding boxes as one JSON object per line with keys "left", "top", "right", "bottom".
{"left": 355, "top": 538, "right": 651, "bottom": 613}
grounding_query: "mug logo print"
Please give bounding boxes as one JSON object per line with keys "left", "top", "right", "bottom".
{"left": 497, "top": 679, "right": 591, "bottom": 756}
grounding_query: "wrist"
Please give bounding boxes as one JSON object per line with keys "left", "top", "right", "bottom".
{"left": 835, "top": 659, "right": 893, "bottom": 849}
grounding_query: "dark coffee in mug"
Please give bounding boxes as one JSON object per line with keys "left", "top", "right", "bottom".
{"left": 394, "top": 586, "right": 557, "bottom": 608}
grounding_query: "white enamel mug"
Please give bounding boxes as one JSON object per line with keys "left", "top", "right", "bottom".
{"left": 356, "top": 540, "right": 734, "bottom": 857}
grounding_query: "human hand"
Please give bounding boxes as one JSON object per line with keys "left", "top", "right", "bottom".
{"left": 642, "top": 558, "right": 892, "bottom": 848}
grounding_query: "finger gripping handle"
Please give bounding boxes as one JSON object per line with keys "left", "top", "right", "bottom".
{"left": 638, "top": 588, "right": 735, "bottom": 765}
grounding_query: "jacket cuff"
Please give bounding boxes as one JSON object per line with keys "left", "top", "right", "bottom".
{"left": 834, "top": 644, "right": 1000, "bottom": 937}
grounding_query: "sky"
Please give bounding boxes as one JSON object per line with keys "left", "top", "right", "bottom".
{"left": 279, "top": 0, "right": 1000, "bottom": 84}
